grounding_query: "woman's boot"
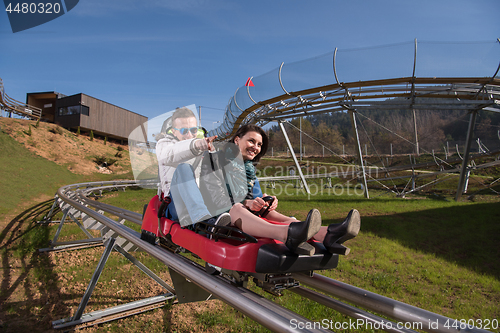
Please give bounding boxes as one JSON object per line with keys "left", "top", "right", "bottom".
{"left": 323, "top": 209, "right": 360, "bottom": 255}
{"left": 285, "top": 209, "right": 321, "bottom": 255}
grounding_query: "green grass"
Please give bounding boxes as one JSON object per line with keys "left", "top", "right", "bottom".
{"left": 0, "top": 130, "right": 81, "bottom": 214}
{"left": 0, "top": 129, "right": 133, "bottom": 215}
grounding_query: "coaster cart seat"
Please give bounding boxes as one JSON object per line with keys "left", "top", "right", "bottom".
{"left": 141, "top": 195, "right": 338, "bottom": 279}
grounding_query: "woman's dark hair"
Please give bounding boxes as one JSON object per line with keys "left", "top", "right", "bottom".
{"left": 230, "top": 124, "right": 268, "bottom": 163}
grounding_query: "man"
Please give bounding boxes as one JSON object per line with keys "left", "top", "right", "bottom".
{"left": 156, "top": 107, "right": 231, "bottom": 229}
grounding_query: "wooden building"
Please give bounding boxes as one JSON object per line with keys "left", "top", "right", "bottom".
{"left": 27, "top": 92, "right": 147, "bottom": 141}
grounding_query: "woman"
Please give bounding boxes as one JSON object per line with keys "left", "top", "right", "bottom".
{"left": 200, "top": 124, "right": 360, "bottom": 255}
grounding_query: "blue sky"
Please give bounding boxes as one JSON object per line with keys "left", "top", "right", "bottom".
{"left": 1, "top": 0, "right": 499, "bottom": 128}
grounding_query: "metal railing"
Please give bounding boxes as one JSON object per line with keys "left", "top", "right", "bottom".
{"left": 0, "top": 77, "right": 42, "bottom": 120}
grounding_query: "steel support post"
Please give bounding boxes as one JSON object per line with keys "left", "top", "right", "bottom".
{"left": 279, "top": 121, "right": 310, "bottom": 194}
{"left": 52, "top": 208, "right": 70, "bottom": 243}
{"left": 299, "top": 117, "right": 302, "bottom": 161}
{"left": 348, "top": 110, "right": 369, "bottom": 199}
{"left": 455, "top": 110, "right": 478, "bottom": 201}
{"left": 412, "top": 109, "right": 420, "bottom": 156}
{"left": 53, "top": 238, "right": 175, "bottom": 329}
{"left": 41, "top": 195, "right": 59, "bottom": 223}
{"left": 114, "top": 244, "right": 175, "bottom": 294}
{"left": 67, "top": 209, "right": 95, "bottom": 239}
{"left": 463, "top": 168, "right": 471, "bottom": 194}
{"left": 73, "top": 237, "right": 116, "bottom": 321}
{"left": 40, "top": 206, "right": 103, "bottom": 253}
{"left": 411, "top": 165, "right": 416, "bottom": 192}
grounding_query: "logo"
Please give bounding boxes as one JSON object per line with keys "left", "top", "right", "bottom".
{"left": 3, "top": 0, "right": 79, "bottom": 33}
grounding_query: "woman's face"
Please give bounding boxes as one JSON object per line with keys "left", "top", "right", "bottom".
{"left": 234, "top": 131, "right": 263, "bottom": 161}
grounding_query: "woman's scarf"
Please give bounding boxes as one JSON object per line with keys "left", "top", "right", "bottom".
{"left": 244, "top": 160, "right": 256, "bottom": 198}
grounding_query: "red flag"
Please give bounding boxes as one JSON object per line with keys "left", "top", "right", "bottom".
{"left": 245, "top": 77, "right": 254, "bottom": 87}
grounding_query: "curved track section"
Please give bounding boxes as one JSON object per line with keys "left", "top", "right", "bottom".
{"left": 47, "top": 180, "right": 493, "bottom": 332}
{"left": 209, "top": 40, "right": 500, "bottom": 140}
{"left": 0, "top": 77, "right": 42, "bottom": 120}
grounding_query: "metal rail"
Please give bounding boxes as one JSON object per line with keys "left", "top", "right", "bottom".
{"left": 293, "top": 272, "right": 492, "bottom": 333}
{"left": 291, "top": 286, "right": 418, "bottom": 333}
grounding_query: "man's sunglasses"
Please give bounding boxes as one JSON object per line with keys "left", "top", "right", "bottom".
{"left": 173, "top": 127, "right": 199, "bottom": 135}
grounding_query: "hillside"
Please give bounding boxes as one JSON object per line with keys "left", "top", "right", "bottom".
{"left": 0, "top": 117, "right": 132, "bottom": 176}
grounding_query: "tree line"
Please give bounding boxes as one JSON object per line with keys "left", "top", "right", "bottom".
{"left": 266, "top": 99, "right": 500, "bottom": 157}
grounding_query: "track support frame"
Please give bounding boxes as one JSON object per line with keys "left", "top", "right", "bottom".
{"left": 52, "top": 237, "right": 175, "bottom": 330}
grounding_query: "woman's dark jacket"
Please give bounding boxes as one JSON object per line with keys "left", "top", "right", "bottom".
{"left": 199, "top": 144, "right": 254, "bottom": 216}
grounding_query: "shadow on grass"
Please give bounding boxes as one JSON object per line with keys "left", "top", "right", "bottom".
{"left": 0, "top": 199, "right": 71, "bottom": 332}
{"left": 0, "top": 201, "right": 139, "bottom": 331}
{"left": 279, "top": 193, "right": 500, "bottom": 280}
{"left": 359, "top": 202, "right": 500, "bottom": 280}
{"left": 0, "top": 198, "right": 173, "bottom": 332}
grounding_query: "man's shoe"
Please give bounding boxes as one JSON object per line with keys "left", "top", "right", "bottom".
{"left": 323, "top": 209, "right": 360, "bottom": 255}
{"left": 206, "top": 213, "right": 232, "bottom": 239}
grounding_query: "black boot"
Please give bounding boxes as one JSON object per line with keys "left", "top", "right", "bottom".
{"left": 285, "top": 209, "right": 321, "bottom": 255}
{"left": 323, "top": 209, "right": 360, "bottom": 255}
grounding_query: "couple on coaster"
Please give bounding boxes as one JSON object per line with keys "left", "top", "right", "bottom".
{"left": 156, "top": 107, "right": 360, "bottom": 256}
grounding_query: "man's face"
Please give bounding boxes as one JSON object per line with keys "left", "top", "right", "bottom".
{"left": 172, "top": 117, "right": 198, "bottom": 141}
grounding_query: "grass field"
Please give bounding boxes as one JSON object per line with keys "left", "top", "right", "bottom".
{"left": 1, "top": 127, "right": 499, "bottom": 332}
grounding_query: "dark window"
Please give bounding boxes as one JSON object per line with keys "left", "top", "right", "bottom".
{"left": 58, "top": 105, "right": 89, "bottom": 116}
